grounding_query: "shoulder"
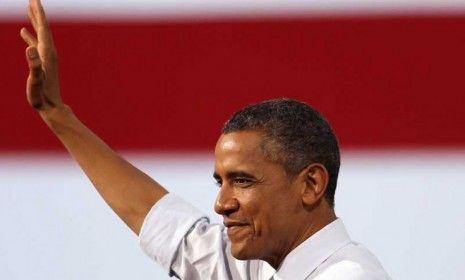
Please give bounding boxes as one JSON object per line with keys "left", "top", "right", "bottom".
{"left": 311, "top": 242, "right": 391, "bottom": 280}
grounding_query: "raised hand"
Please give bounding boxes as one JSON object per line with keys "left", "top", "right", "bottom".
{"left": 20, "top": 0, "right": 62, "bottom": 111}
{"left": 18, "top": 1, "right": 167, "bottom": 236}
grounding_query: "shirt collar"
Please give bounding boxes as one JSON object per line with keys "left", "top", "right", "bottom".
{"left": 273, "top": 218, "right": 352, "bottom": 280}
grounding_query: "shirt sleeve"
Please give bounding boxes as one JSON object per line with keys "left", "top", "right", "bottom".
{"left": 139, "top": 193, "right": 206, "bottom": 273}
{"left": 138, "top": 193, "right": 254, "bottom": 280}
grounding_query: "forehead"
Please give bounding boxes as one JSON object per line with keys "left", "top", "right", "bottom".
{"left": 215, "top": 131, "right": 284, "bottom": 176}
{"left": 214, "top": 131, "right": 267, "bottom": 171}
{"left": 215, "top": 131, "right": 265, "bottom": 158}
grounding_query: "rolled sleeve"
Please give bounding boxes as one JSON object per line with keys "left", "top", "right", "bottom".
{"left": 138, "top": 193, "right": 207, "bottom": 273}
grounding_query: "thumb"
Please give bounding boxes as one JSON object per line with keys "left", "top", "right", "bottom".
{"left": 26, "top": 46, "right": 45, "bottom": 109}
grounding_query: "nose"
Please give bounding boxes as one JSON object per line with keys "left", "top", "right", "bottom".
{"left": 214, "top": 185, "right": 239, "bottom": 216}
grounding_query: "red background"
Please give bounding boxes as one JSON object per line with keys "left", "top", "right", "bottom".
{"left": 2, "top": 16, "right": 464, "bottom": 151}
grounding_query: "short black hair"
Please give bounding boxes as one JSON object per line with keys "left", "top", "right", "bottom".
{"left": 222, "top": 98, "right": 340, "bottom": 207}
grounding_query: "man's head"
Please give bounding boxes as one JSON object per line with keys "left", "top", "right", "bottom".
{"left": 213, "top": 99, "right": 340, "bottom": 267}
{"left": 223, "top": 98, "right": 340, "bottom": 205}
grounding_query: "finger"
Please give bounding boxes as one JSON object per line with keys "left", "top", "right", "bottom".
{"left": 26, "top": 46, "right": 42, "bottom": 78}
{"left": 20, "top": 27, "right": 38, "bottom": 47}
{"left": 26, "top": 46, "right": 44, "bottom": 109}
{"left": 30, "top": 0, "right": 54, "bottom": 45}
{"left": 26, "top": 76, "right": 44, "bottom": 109}
{"left": 27, "top": 4, "right": 39, "bottom": 31}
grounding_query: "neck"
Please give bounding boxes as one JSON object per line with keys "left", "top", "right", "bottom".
{"left": 267, "top": 204, "right": 337, "bottom": 269}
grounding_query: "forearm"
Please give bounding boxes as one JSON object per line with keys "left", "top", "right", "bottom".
{"left": 41, "top": 105, "right": 168, "bottom": 234}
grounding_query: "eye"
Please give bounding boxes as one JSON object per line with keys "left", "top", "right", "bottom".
{"left": 233, "top": 178, "right": 252, "bottom": 187}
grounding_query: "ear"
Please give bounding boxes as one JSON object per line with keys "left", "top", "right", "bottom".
{"left": 300, "top": 163, "right": 329, "bottom": 206}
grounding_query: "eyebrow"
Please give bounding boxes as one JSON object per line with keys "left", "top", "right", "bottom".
{"left": 213, "top": 171, "right": 257, "bottom": 181}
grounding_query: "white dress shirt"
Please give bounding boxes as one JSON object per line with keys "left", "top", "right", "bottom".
{"left": 139, "top": 193, "right": 391, "bottom": 280}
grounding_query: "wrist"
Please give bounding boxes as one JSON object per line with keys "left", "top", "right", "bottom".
{"left": 39, "top": 104, "right": 76, "bottom": 135}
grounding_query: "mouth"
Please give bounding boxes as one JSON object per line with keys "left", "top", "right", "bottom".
{"left": 223, "top": 220, "right": 250, "bottom": 237}
{"left": 227, "top": 224, "right": 248, "bottom": 235}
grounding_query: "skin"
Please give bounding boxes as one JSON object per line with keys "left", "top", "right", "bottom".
{"left": 214, "top": 131, "right": 337, "bottom": 269}
{"left": 20, "top": 0, "right": 336, "bottom": 270}
{"left": 20, "top": 0, "right": 167, "bottom": 234}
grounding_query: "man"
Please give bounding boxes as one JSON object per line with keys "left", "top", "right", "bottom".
{"left": 20, "top": 1, "right": 391, "bottom": 279}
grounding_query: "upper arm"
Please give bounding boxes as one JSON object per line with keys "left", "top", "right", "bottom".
{"left": 139, "top": 194, "right": 252, "bottom": 280}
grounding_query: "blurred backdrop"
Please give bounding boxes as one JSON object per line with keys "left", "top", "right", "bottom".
{"left": 1, "top": 1, "right": 465, "bottom": 279}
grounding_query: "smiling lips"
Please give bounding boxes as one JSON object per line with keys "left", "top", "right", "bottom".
{"left": 223, "top": 219, "right": 250, "bottom": 237}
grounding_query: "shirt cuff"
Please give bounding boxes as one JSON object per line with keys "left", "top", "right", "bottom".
{"left": 138, "top": 193, "right": 207, "bottom": 273}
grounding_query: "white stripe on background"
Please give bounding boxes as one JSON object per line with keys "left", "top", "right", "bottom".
{"left": 1, "top": 150, "right": 465, "bottom": 280}
{"left": 2, "top": 0, "right": 465, "bottom": 21}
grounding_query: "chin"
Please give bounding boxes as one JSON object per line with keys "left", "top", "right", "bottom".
{"left": 230, "top": 241, "right": 258, "bottom": 260}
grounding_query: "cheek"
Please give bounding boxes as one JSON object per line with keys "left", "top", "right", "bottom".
{"left": 236, "top": 189, "right": 264, "bottom": 234}
{"left": 254, "top": 192, "right": 301, "bottom": 237}
{"left": 236, "top": 182, "right": 300, "bottom": 238}
{"left": 243, "top": 198, "right": 280, "bottom": 238}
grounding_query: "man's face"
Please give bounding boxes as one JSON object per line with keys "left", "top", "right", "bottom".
{"left": 213, "top": 130, "right": 305, "bottom": 264}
